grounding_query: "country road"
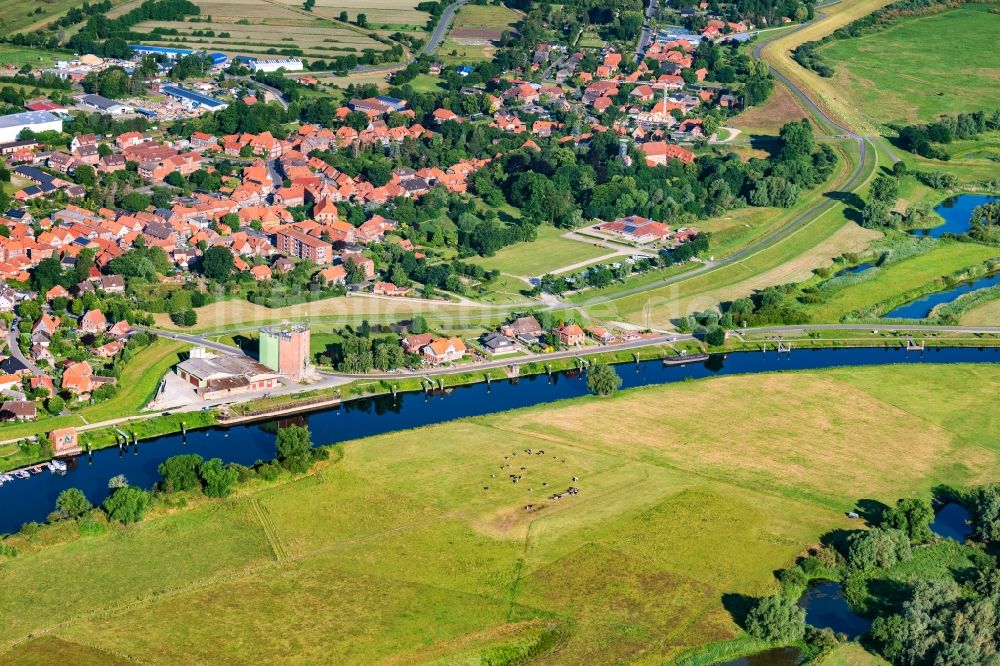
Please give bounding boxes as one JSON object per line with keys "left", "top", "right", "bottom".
{"left": 421, "top": 0, "right": 470, "bottom": 57}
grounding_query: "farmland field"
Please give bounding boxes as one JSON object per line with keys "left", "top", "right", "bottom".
{"left": 439, "top": 4, "right": 520, "bottom": 63}
{"left": 818, "top": 4, "right": 1000, "bottom": 125}
{"left": 468, "top": 225, "right": 610, "bottom": 277}
{"left": 131, "top": 17, "right": 388, "bottom": 61}
{"left": 274, "top": 0, "right": 431, "bottom": 27}
{"left": 0, "top": 0, "right": 89, "bottom": 36}
{"left": 0, "top": 364, "right": 996, "bottom": 662}
{"left": 960, "top": 296, "right": 1000, "bottom": 326}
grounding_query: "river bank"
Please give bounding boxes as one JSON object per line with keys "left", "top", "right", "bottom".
{"left": 2, "top": 330, "right": 998, "bottom": 476}
{"left": 0, "top": 344, "right": 998, "bottom": 534}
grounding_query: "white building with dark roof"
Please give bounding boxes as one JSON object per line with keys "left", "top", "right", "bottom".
{"left": 0, "top": 111, "right": 63, "bottom": 143}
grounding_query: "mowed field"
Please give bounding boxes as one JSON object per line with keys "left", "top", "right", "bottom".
{"left": 127, "top": 0, "right": 425, "bottom": 62}
{"left": 469, "top": 225, "right": 610, "bottom": 277}
{"left": 133, "top": 18, "right": 387, "bottom": 60}
{"left": 274, "top": 0, "right": 431, "bottom": 27}
{"left": 440, "top": 4, "right": 520, "bottom": 63}
{"left": 819, "top": 4, "right": 1000, "bottom": 126}
{"left": 0, "top": 364, "right": 997, "bottom": 663}
{"left": 152, "top": 293, "right": 487, "bottom": 333}
{"left": 961, "top": 297, "right": 1000, "bottom": 326}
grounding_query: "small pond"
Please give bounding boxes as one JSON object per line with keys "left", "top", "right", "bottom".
{"left": 798, "top": 581, "right": 871, "bottom": 639}
{"left": 910, "top": 194, "right": 998, "bottom": 238}
{"left": 931, "top": 502, "right": 973, "bottom": 543}
{"left": 718, "top": 646, "right": 802, "bottom": 666}
{"left": 832, "top": 262, "right": 874, "bottom": 278}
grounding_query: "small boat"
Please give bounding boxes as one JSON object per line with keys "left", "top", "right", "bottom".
{"left": 48, "top": 460, "right": 67, "bottom": 472}
{"left": 12, "top": 470, "right": 30, "bottom": 479}
{"left": 28, "top": 465, "right": 43, "bottom": 475}
{"left": 663, "top": 352, "right": 710, "bottom": 366}
{"left": 0, "top": 473, "right": 13, "bottom": 482}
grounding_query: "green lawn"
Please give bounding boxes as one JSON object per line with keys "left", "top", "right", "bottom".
{"left": 820, "top": 4, "right": 1000, "bottom": 125}
{"left": 469, "top": 225, "right": 611, "bottom": 277}
{"left": 0, "top": 45, "right": 61, "bottom": 68}
{"left": 0, "top": 364, "right": 996, "bottom": 662}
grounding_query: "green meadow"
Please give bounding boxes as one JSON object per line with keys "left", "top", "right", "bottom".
{"left": 820, "top": 4, "right": 1000, "bottom": 125}
{"left": 0, "top": 363, "right": 997, "bottom": 663}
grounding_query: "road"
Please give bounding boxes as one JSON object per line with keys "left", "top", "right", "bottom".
{"left": 421, "top": 0, "right": 471, "bottom": 57}
{"left": 634, "top": 0, "right": 658, "bottom": 62}
{"left": 329, "top": 322, "right": 1000, "bottom": 379}
{"left": 144, "top": 328, "right": 246, "bottom": 356}
{"left": 7, "top": 319, "right": 42, "bottom": 376}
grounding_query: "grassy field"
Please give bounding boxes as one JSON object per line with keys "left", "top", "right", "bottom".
{"left": 280, "top": 0, "right": 431, "bottom": 27}
{"left": 759, "top": 0, "right": 898, "bottom": 135}
{"left": 469, "top": 225, "right": 610, "bottom": 277}
{"left": 0, "top": 0, "right": 86, "bottom": 36}
{"left": 152, "top": 293, "right": 486, "bottom": 333}
{"left": 0, "top": 363, "right": 996, "bottom": 662}
{"left": 0, "top": 45, "right": 61, "bottom": 68}
{"left": 804, "top": 241, "right": 1000, "bottom": 322}
{"left": 731, "top": 80, "right": 812, "bottom": 136}
{"left": 819, "top": 4, "right": 1000, "bottom": 126}
{"left": 125, "top": 0, "right": 416, "bottom": 62}
{"left": 439, "top": 4, "right": 520, "bottom": 64}
{"left": 131, "top": 14, "right": 388, "bottom": 61}
{"left": 961, "top": 296, "right": 1000, "bottom": 326}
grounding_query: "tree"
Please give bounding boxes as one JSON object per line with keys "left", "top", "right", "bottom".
{"left": 74, "top": 164, "right": 96, "bottom": 187}
{"left": 45, "top": 395, "right": 64, "bottom": 415}
{"left": 705, "top": 326, "right": 726, "bottom": 347}
{"left": 55, "top": 488, "right": 92, "bottom": 519}
{"left": 103, "top": 486, "right": 150, "bottom": 524}
{"left": 198, "top": 458, "right": 239, "bottom": 498}
{"left": 158, "top": 453, "right": 204, "bottom": 492}
{"left": 410, "top": 315, "right": 428, "bottom": 335}
{"left": 869, "top": 174, "right": 899, "bottom": 205}
{"left": 847, "top": 527, "right": 912, "bottom": 570}
{"left": 356, "top": 12, "right": 368, "bottom": 26}
{"left": 202, "top": 246, "right": 235, "bottom": 281}
{"left": 586, "top": 363, "right": 622, "bottom": 396}
{"left": 275, "top": 425, "right": 314, "bottom": 473}
{"left": 861, "top": 200, "right": 893, "bottom": 229}
{"left": 971, "top": 484, "right": 1000, "bottom": 544}
{"left": 882, "top": 498, "right": 934, "bottom": 542}
{"left": 338, "top": 9, "right": 348, "bottom": 20}
{"left": 170, "top": 309, "right": 197, "bottom": 327}
{"left": 745, "top": 595, "right": 806, "bottom": 642}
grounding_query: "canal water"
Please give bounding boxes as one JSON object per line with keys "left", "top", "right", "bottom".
{"left": 911, "top": 194, "right": 998, "bottom": 238}
{"left": 883, "top": 272, "right": 1000, "bottom": 319}
{"left": 0, "top": 346, "right": 997, "bottom": 535}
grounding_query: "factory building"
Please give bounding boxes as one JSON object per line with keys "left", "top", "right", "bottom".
{"left": 259, "top": 324, "right": 311, "bottom": 382}
{"left": 0, "top": 111, "right": 63, "bottom": 143}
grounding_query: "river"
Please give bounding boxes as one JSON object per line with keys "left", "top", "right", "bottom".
{"left": 884, "top": 272, "right": 1000, "bottom": 319}
{"left": 0, "top": 345, "right": 997, "bottom": 535}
